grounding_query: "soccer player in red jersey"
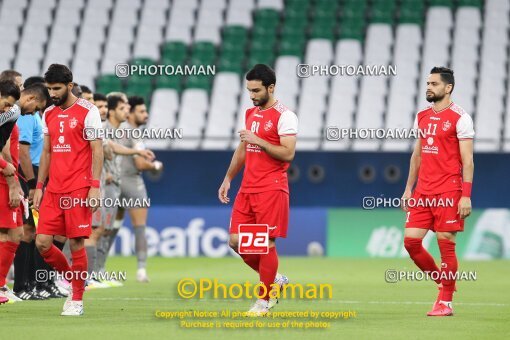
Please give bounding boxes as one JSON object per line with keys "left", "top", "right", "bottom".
{"left": 218, "top": 64, "right": 298, "bottom": 315}
{"left": 0, "top": 81, "right": 49, "bottom": 304}
{"left": 402, "top": 67, "right": 474, "bottom": 316}
{"left": 33, "top": 64, "right": 103, "bottom": 316}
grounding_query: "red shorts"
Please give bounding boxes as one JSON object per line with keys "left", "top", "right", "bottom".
{"left": 230, "top": 190, "right": 289, "bottom": 238}
{"left": 405, "top": 190, "right": 464, "bottom": 232}
{"left": 37, "top": 187, "right": 92, "bottom": 238}
{"left": 0, "top": 183, "right": 23, "bottom": 228}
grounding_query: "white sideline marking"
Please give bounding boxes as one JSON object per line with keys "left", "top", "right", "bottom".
{"left": 85, "top": 297, "right": 508, "bottom": 307}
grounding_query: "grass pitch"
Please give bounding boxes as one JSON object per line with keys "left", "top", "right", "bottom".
{"left": 1, "top": 256, "right": 509, "bottom": 340}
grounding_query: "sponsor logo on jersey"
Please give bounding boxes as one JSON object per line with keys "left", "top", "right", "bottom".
{"left": 53, "top": 143, "right": 72, "bottom": 153}
{"left": 422, "top": 145, "right": 439, "bottom": 154}
{"left": 69, "top": 117, "right": 78, "bottom": 129}
{"left": 427, "top": 137, "right": 434, "bottom": 145}
{"left": 442, "top": 120, "right": 451, "bottom": 131}
{"left": 429, "top": 116, "right": 440, "bottom": 121}
{"left": 57, "top": 114, "right": 68, "bottom": 118}
{"left": 77, "top": 224, "right": 90, "bottom": 229}
{"left": 246, "top": 143, "right": 261, "bottom": 153}
{"left": 264, "top": 120, "right": 273, "bottom": 131}
{"left": 58, "top": 136, "right": 65, "bottom": 144}
{"left": 254, "top": 113, "right": 263, "bottom": 118}
{"left": 446, "top": 220, "right": 458, "bottom": 224}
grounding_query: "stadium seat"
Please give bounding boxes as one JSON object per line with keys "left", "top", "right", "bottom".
{"left": 203, "top": 73, "right": 241, "bottom": 149}
{"left": 5, "top": 0, "right": 503, "bottom": 152}
{"left": 172, "top": 89, "right": 209, "bottom": 149}
{"left": 146, "top": 89, "right": 180, "bottom": 150}
{"left": 383, "top": 24, "right": 421, "bottom": 151}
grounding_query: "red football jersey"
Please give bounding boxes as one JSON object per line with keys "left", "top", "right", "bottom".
{"left": 0, "top": 125, "right": 19, "bottom": 185}
{"left": 42, "top": 98, "right": 102, "bottom": 193}
{"left": 240, "top": 101, "right": 298, "bottom": 194}
{"left": 414, "top": 102, "right": 475, "bottom": 195}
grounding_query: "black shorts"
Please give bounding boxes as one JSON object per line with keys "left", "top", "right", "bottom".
{"left": 19, "top": 165, "right": 38, "bottom": 226}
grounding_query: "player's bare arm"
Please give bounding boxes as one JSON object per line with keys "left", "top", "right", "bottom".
{"left": 458, "top": 139, "right": 474, "bottom": 219}
{"left": 239, "top": 130, "right": 296, "bottom": 162}
{"left": 109, "top": 140, "right": 155, "bottom": 160}
{"left": 133, "top": 152, "right": 162, "bottom": 171}
{"left": 103, "top": 141, "right": 113, "bottom": 161}
{"left": 88, "top": 139, "right": 104, "bottom": 212}
{"left": 2, "top": 138, "right": 22, "bottom": 208}
{"left": 402, "top": 139, "right": 422, "bottom": 212}
{"left": 33, "top": 135, "right": 51, "bottom": 210}
{"left": 218, "top": 141, "right": 246, "bottom": 204}
{"left": 19, "top": 143, "right": 36, "bottom": 202}
{"left": 0, "top": 154, "right": 16, "bottom": 177}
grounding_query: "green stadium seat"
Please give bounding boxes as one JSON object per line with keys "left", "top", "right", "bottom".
{"left": 315, "top": 0, "right": 339, "bottom": 11}
{"left": 313, "top": 7, "right": 337, "bottom": 21}
{"left": 428, "top": 0, "right": 454, "bottom": 7}
{"left": 185, "top": 75, "right": 212, "bottom": 91}
{"left": 218, "top": 58, "right": 244, "bottom": 74}
{"left": 223, "top": 26, "right": 248, "bottom": 45}
{"left": 399, "top": 7, "right": 423, "bottom": 25}
{"left": 251, "top": 25, "right": 277, "bottom": 38}
{"left": 280, "top": 27, "right": 306, "bottom": 44}
{"left": 155, "top": 75, "right": 182, "bottom": 91}
{"left": 286, "top": 0, "right": 311, "bottom": 6}
{"left": 342, "top": 0, "right": 367, "bottom": 18}
{"left": 251, "top": 33, "right": 277, "bottom": 51}
{"left": 310, "top": 24, "right": 335, "bottom": 40}
{"left": 191, "top": 42, "right": 216, "bottom": 56}
{"left": 96, "top": 74, "right": 123, "bottom": 94}
{"left": 190, "top": 42, "right": 216, "bottom": 65}
{"left": 400, "top": 0, "right": 425, "bottom": 12}
{"left": 220, "top": 49, "right": 245, "bottom": 64}
{"left": 254, "top": 8, "right": 280, "bottom": 29}
{"left": 370, "top": 7, "right": 394, "bottom": 24}
{"left": 285, "top": 7, "right": 308, "bottom": 21}
{"left": 161, "top": 41, "right": 187, "bottom": 61}
{"left": 222, "top": 39, "right": 245, "bottom": 56}
{"left": 457, "top": 0, "right": 482, "bottom": 7}
{"left": 248, "top": 49, "right": 275, "bottom": 69}
{"left": 127, "top": 75, "right": 152, "bottom": 87}
{"left": 282, "top": 16, "right": 308, "bottom": 33}
{"left": 131, "top": 57, "right": 154, "bottom": 67}
{"left": 125, "top": 83, "right": 152, "bottom": 103}
{"left": 279, "top": 33, "right": 306, "bottom": 57}
{"left": 339, "top": 20, "right": 364, "bottom": 41}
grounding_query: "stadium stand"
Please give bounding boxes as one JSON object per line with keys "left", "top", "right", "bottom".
{"left": 2, "top": 0, "right": 500, "bottom": 151}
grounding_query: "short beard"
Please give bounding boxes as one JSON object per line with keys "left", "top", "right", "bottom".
{"left": 54, "top": 91, "right": 69, "bottom": 106}
{"left": 255, "top": 93, "right": 269, "bottom": 107}
{"left": 426, "top": 92, "right": 445, "bottom": 103}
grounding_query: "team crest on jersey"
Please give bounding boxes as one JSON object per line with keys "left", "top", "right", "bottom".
{"left": 264, "top": 120, "right": 273, "bottom": 131}
{"left": 69, "top": 117, "right": 78, "bottom": 129}
{"left": 442, "top": 120, "right": 451, "bottom": 131}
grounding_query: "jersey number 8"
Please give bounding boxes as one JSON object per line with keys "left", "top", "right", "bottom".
{"left": 251, "top": 121, "right": 260, "bottom": 133}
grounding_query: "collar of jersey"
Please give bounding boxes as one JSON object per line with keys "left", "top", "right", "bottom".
{"left": 257, "top": 100, "right": 279, "bottom": 112}
{"left": 431, "top": 101, "right": 453, "bottom": 114}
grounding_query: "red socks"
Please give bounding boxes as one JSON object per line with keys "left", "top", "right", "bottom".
{"left": 258, "top": 247, "right": 278, "bottom": 301}
{"left": 41, "top": 244, "right": 71, "bottom": 274}
{"left": 71, "top": 248, "right": 88, "bottom": 301}
{"left": 438, "top": 239, "right": 457, "bottom": 301}
{"left": 404, "top": 237, "right": 441, "bottom": 284}
{"left": 0, "top": 241, "right": 19, "bottom": 287}
{"left": 239, "top": 253, "right": 260, "bottom": 273}
{"left": 41, "top": 245, "right": 88, "bottom": 301}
